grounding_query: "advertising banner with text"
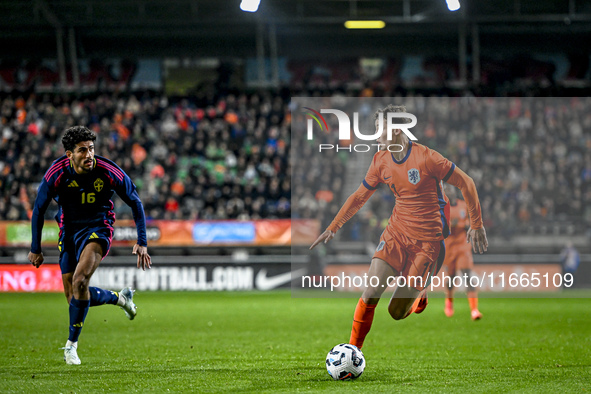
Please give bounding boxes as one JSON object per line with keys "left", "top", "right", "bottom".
{"left": 0, "top": 219, "right": 319, "bottom": 247}
{"left": 0, "top": 262, "right": 300, "bottom": 293}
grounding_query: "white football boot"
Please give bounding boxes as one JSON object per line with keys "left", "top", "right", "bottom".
{"left": 118, "top": 287, "right": 137, "bottom": 320}
{"left": 63, "top": 344, "right": 81, "bottom": 365}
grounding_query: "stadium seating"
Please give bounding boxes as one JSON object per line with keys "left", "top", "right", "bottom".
{"left": 1, "top": 57, "right": 590, "bottom": 240}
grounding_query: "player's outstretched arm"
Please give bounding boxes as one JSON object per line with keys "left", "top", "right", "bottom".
{"left": 132, "top": 244, "right": 152, "bottom": 270}
{"left": 115, "top": 170, "right": 149, "bottom": 255}
{"left": 446, "top": 166, "right": 488, "bottom": 254}
{"left": 446, "top": 167, "right": 482, "bottom": 228}
{"left": 115, "top": 172, "right": 151, "bottom": 269}
{"left": 310, "top": 230, "right": 335, "bottom": 250}
{"left": 28, "top": 251, "right": 44, "bottom": 268}
{"left": 309, "top": 184, "right": 375, "bottom": 250}
{"left": 30, "top": 180, "right": 53, "bottom": 264}
{"left": 467, "top": 227, "right": 488, "bottom": 254}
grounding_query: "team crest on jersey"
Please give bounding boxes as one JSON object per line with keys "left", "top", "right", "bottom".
{"left": 408, "top": 168, "right": 420, "bottom": 185}
{"left": 376, "top": 241, "right": 385, "bottom": 252}
{"left": 94, "top": 178, "right": 104, "bottom": 192}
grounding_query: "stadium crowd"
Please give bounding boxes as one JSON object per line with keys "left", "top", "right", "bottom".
{"left": 1, "top": 91, "right": 590, "bottom": 240}
{"left": 0, "top": 92, "right": 290, "bottom": 222}
{"left": 291, "top": 95, "right": 591, "bottom": 240}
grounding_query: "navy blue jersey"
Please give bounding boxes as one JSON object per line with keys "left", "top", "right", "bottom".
{"left": 31, "top": 155, "right": 147, "bottom": 253}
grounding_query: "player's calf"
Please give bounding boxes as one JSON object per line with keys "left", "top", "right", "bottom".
{"left": 444, "top": 298, "right": 454, "bottom": 317}
{"left": 89, "top": 287, "right": 119, "bottom": 306}
{"left": 349, "top": 298, "right": 377, "bottom": 349}
{"left": 388, "top": 299, "right": 414, "bottom": 320}
{"left": 388, "top": 286, "right": 424, "bottom": 320}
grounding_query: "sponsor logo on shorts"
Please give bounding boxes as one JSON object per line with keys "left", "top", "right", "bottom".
{"left": 376, "top": 240, "right": 385, "bottom": 251}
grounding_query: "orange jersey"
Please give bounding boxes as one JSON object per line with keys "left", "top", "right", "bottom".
{"left": 363, "top": 142, "right": 454, "bottom": 241}
{"left": 447, "top": 199, "right": 469, "bottom": 245}
{"left": 326, "top": 142, "right": 483, "bottom": 243}
{"left": 443, "top": 199, "right": 474, "bottom": 271}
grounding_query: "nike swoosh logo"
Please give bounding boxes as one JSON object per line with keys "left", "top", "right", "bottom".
{"left": 255, "top": 268, "right": 307, "bottom": 291}
{"left": 384, "top": 176, "right": 391, "bottom": 180}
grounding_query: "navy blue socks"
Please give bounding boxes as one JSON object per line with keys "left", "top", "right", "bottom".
{"left": 89, "top": 286, "right": 119, "bottom": 307}
{"left": 68, "top": 298, "right": 90, "bottom": 342}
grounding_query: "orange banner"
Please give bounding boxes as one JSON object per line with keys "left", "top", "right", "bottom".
{"left": 0, "top": 219, "right": 320, "bottom": 247}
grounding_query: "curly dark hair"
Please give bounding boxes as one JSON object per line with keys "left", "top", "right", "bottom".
{"left": 374, "top": 104, "right": 410, "bottom": 123}
{"left": 61, "top": 126, "right": 96, "bottom": 152}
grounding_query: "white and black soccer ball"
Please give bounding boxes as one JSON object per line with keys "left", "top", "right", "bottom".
{"left": 325, "top": 343, "right": 365, "bottom": 380}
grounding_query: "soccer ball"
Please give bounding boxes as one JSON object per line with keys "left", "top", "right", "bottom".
{"left": 325, "top": 343, "right": 365, "bottom": 380}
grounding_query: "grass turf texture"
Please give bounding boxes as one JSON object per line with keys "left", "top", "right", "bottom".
{"left": 1, "top": 291, "right": 590, "bottom": 393}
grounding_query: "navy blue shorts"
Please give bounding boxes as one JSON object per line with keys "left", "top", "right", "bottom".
{"left": 58, "top": 225, "right": 113, "bottom": 274}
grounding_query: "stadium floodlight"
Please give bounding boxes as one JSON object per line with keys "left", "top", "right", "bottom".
{"left": 240, "top": 0, "right": 261, "bottom": 12}
{"left": 446, "top": 0, "right": 460, "bottom": 11}
{"left": 344, "top": 20, "right": 386, "bottom": 29}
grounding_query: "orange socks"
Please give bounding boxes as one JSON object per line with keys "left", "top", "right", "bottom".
{"left": 349, "top": 299, "right": 377, "bottom": 349}
{"left": 467, "top": 291, "right": 478, "bottom": 311}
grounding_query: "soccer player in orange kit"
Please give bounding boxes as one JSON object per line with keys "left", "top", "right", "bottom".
{"left": 441, "top": 184, "right": 482, "bottom": 320}
{"left": 310, "top": 104, "right": 488, "bottom": 350}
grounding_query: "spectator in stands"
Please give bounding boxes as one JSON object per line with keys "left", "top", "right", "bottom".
{"left": 1, "top": 91, "right": 590, "bottom": 242}
{"left": 0, "top": 92, "right": 292, "bottom": 224}
{"left": 561, "top": 241, "right": 580, "bottom": 288}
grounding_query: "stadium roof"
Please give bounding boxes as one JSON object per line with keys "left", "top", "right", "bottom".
{"left": 1, "top": 0, "right": 591, "bottom": 58}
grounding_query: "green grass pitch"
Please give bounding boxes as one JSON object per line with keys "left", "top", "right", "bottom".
{"left": 1, "top": 291, "right": 590, "bottom": 393}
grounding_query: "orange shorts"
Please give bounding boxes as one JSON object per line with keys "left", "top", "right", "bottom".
{"left": 373, "top": 227, "right": 445, "bottom": 290}
{"left": 442, "top": 241, "right": 474, "bottom": 274}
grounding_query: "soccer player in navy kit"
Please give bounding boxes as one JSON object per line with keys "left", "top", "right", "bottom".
{"left": 28, "top": 126, "right": 152, "bottom": 365}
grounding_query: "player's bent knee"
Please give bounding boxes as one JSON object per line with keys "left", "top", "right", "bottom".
{"left": 72, "top": 274, "right": 91, "bottom": 294}
{"left": 388, "top": 300, "right": 412, "bottom": 320}
{"left": 388, "top": 308, "right": 407, "bottom": 321}
{"left": 361, "top": 297, "right": 380, "bottom": 305}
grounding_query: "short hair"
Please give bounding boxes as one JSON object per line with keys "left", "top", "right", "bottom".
{"left": 62, "top": 126, "right": 96, "bottom": 152}
{"left": 374, "top": 104, "right": 410, "bottom": 123}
